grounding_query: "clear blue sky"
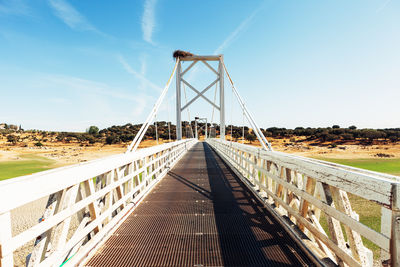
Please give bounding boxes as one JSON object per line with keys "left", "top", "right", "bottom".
{"left": 0, "top": 0, "right": 399, "bottom": 131}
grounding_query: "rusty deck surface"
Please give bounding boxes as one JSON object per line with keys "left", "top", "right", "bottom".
{"left": 85, "top": 142, "right": 316, "bottom": 267}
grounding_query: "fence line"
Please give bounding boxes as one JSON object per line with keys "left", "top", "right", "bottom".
{"left": 0, "top": 139, "right": 197, "bottom": 267}
{"left": 207, "top": 138, "right": 400, "bottom": 267}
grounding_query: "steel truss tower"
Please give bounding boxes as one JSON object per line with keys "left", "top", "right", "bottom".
{"left": 176, "top": 55, "right": 225, "bottom": 140}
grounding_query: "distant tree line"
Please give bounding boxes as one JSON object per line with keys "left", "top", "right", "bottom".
{"left": 1, "top": 123, "right": 399, "bottom": 146}
{"left": 259, "top": 125, "right": 400, "bottom": 144}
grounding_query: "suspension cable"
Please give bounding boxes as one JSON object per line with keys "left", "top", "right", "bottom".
{"left": 126, "top": 59, "right": 180, "bottom": 153}
{"left": 221, "top": 62, "right": 272, "bottom": 151}
{"left": 155, "top": 114, "right": 158, "bottom": 144}
{"left": 182, "top": 82, "right": 194, "bottom": 138}
{"left": 242, "top": 111, "right": 245, "bottom": 144}
{"left": 166, "top": 94, "right": 171, "bottom": 142}
{"left": 210, "top": 83, "right": 218, "bottom": 126}
{"left": 209, "top": 82, "right": 218, "bottom": 139}
{"left": 230, "top": 86, "right": 233, "bottom": 142}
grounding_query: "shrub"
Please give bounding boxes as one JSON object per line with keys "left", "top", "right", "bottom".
{"left": 87, "top": 126, "right": 99, "bottom": 135}
{"left": 7, "top": 135, "right": 17, "bottom": 144}
{"left": 340, "top": 133, "right": 354, "bottom": 140}
{"left": 245, "top": 133, "right": 256, "bottom": 143}
{"left": 375, "top": 153, "right": 393, "bottom": 158}
{"left": 35, "top": 142, "right": 43, "bottom": 147}
{"left": 106, "top": 135, "right": 119, "bottom": 145}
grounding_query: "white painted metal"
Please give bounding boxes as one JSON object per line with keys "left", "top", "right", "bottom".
{"left": 180, "top": 55, "right": 220, "bottom": 61}
{"left": 219, "top": 56, "right": 225, "bottom": 140}
{"left": 176, "top": 55, "right": 225, "bottom": 141}
{"left": 176, "top": 60, "right": 182, "bottom": 140}
{"left": 0, "top": 139, "right": 197, "bottom": 267}
{"left": 207, "top": 138, "right": 400, "bottom": 266}
{"left": 391, "top": 184, "right": 400, "bottom": 266}
{"left": 127, "top": 59, "right": 180, "bottom": 151}
{"left": 195, "top": 117, "right": 207, "bottom": 140}
{"left": 181, "top": 60, "right": 197, "bottom": 77}
{"left": 181, "top": 78, "right": 220, "bottom": 111}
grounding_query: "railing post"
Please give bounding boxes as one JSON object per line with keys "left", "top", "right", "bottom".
{"left": 391, "top": 184, "right": 400, "bottom": 266}
{"left": 0, "top": 211, "right": 13, "bottom": 267}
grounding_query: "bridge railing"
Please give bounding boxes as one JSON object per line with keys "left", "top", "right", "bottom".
{"left": 0, "top": 139, "right": 197, "bottom": 267}
{"left": 207, "top": 138, "right": 400, "bottom": 267}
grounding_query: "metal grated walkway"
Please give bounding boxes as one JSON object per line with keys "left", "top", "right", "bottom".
{"left": 85, "top": 142, "right": 316, "bottom": 267}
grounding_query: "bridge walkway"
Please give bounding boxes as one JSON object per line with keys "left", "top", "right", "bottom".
{"left": 85, "top": 142, "right": 315, "bottom": 266}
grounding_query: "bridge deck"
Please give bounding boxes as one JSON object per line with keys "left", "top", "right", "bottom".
{"left": 85, "top": 142, "right": 315, "bottom": 267}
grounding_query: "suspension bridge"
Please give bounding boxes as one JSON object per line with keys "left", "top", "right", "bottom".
{"left": 0, "top": 54, "right": 399, "bottom": 267}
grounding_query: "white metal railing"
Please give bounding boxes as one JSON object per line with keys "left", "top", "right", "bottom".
{"left": 0, "top": 139, "right": 197, "bottom": 267}
{"left": 207, "top": 138, "right": 400, "bottom": 267}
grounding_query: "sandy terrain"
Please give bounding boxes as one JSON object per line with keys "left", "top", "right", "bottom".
{"left": 0, "top": 139, "right": 166, "bottom": 166}
{"left": 231, "top": 137, "right": 400, "bottom": 159}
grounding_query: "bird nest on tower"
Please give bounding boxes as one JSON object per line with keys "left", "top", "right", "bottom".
{"left": 173, "top": 50, "right": 194, "bottom": 60}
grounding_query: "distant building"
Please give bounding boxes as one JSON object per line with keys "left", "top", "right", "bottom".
{"left": 0, "top": 123, "right": 6, "bottom": 130}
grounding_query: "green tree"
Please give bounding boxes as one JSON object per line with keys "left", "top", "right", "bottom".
{"left": 87, "top": 126, "right": 99, "bottom": 135}
{"left": 232, "top": 131, "right": 241, "bottom": 141}
{"left": 245, "top": 133, "right": 256, "bottom": 143}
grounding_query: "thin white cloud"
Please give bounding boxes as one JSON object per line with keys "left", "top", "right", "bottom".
{"left": 48, "top": 0, "right": 101, "bottom": 34}
{"left": 138, "top": 54, "right": 148, "bottom": 91}
{"left": 214, "top": 6, "right": 261, "bottom": 54}
{"left": 44, "top": 74, "right": 144, "bottom": 102}
{"left": 142, "top": 0, "right": 157, "bottom": 44}
{"left": 0, "top": 0, "right": 31, "bottom": 16}
{"left": 117, "top": 54, "right": 162, "bottom": 92}
{"left": 376, "top": 0, "right": 391, "bottom": 12}
{"left": 42, "top": 73, "right": 150, "bottom": 120}
{"left": 186, "top": 4, "right": 263, "bottom": 82}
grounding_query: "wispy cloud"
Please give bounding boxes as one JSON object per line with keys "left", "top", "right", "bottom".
{"left": 117, "top": 54, "right": 162, "bottom": 92}
{"left": 186, "top": 4, "right": 264, "bottom": 83}
{"left": 214, "top": 5, "right": 262, "bottom": 54}
{"left": 48, "top": 0, "right": 103, "bottom": 34}
{"left": 0, "top": 0, "right": 31, "bottom": 16}
{"left": 376, "top": 0, "right": 391, "bottom": 12}
{"left": 44, "top": 74, "right": 144, "bottom": 102}
{"left": 138, "top": 54, "right": 148, "bottom": 91}
{"left": 42, "top": 73, "right": 150, "bottom": 119}
{"left": 141, "top": 0, "right": 157, "bottom": 44}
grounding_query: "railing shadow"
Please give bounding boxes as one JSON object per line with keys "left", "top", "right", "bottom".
{"left": 168, "top": 171, "right": 212, "bottom": 200}
{"left": 203, "top": 142, "right": 314, "bottom": 266}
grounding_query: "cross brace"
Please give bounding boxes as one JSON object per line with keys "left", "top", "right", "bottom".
{"left": 181, "top": 78, "right": 220, "bottom": 111}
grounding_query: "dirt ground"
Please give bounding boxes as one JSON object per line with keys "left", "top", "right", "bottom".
{"left": 1, "top": 137, "right": 400, "bottom": 169}
{"left": 226, "top": 136, "right": 400, "bottom": 159}
{"left": 0, "top": 139, "right": 165, "bottom": 166}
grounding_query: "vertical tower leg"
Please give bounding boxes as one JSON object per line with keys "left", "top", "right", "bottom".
{"left": 219, "top": 57, "right": 225, "bottom": 140}
{"left": 176, "top": 61, "right": 182, "bottom": 140}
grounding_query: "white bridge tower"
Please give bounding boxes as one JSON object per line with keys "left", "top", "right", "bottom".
{"left": 175, "top": 55, "right": 225, "bottom": 140}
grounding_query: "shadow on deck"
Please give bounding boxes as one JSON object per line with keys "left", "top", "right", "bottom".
{"left": 85, "top": 142, "right": 315, "bottom": 267}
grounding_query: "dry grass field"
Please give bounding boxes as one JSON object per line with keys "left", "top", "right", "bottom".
{"left": 2, "top": 134, "right": 400, "bottom": 180}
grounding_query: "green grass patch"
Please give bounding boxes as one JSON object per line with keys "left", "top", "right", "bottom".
{"left": 315, "top": 157, "right": 400, "bottom": 259}
{"left": 314, "top": 157, "right": 400, "bottom": 176}
{"left": 0, "top": 154, "right": 56, "bottom": 181}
